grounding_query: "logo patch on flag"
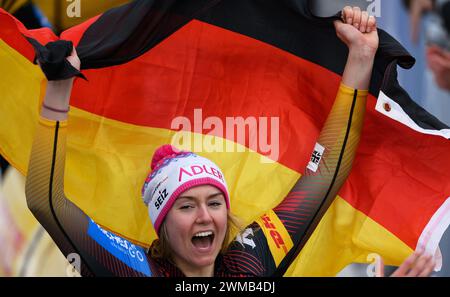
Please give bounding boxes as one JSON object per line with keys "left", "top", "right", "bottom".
{"left": 307, "top": 143, "right": 325, "bottom": 172}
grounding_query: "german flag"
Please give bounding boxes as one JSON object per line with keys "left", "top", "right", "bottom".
{"left": 1, "top": 0, "right": 449, "bottom": 276}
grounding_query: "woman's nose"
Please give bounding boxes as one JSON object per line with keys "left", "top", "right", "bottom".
{"left": 195, "top": 204, "right": 213, "bottom": 224}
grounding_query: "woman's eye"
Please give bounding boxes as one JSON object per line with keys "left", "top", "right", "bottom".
{"left": 180, "top": 205, "right": 193, "bottom": 210}
{"left": 209, "top": 201, "right": 222, "bottom": 207}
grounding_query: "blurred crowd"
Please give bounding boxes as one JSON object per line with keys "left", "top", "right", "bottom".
{"left": 404, "top": 0, "right": 450, "bottom": 92}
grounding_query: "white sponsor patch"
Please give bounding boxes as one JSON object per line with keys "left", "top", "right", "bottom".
{"left": 307, "top": 143, "right": 325, "bottom": 172}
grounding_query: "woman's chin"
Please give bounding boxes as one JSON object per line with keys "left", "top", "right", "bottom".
{"left": 189, "top": 252, "right": 218, "bottom": 268}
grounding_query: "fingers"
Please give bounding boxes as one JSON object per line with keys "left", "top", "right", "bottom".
{"left": 391, "top": 252, "right": 436, "bottom": 277}
{"left": 367, "top": 15, "right": 377, "bottom": 33}
{"left": 406, "top": 254, "right": 434, "bottom": 277}
{"left": 352, "top": 6, "right": 362, "bottom": 30}
{"left": 418, "top": 258, "right": 436, "bottom": 277}
{"left": 342, "top": 6, "right": 376, "bottom": 33}
{"left": 391, "top": 253, "right": 416, "bottom": 277}
{"left": 342, "top": 6, "right": 353, "bottom": 24}
{"left": 360, "top": 11, "right": 369, "bottom": 33}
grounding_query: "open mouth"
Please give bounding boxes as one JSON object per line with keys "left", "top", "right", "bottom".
{"left": 191, "top": 231, "right": 215, "bottom": 250}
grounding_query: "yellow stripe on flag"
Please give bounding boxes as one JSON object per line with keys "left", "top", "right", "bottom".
{"left": 285, "top": 196, "right": 413, "bottom": 276}
{"left": 0, "top": 39, "right": 45, "bottom": 174}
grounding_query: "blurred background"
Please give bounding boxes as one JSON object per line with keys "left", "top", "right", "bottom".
{"left": 0, "top": 0, "right": 448, "bottom": 277}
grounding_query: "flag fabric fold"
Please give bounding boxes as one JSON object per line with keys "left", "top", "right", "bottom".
{"left": 1, "top": 0, "right": 449, "bottom": 276}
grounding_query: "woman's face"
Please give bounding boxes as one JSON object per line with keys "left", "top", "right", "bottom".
{"left": 164, "top": 185, "right": 228, "bottom": 271}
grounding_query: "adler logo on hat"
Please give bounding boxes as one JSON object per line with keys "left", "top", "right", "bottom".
{"left": 179, "top": 165, "right": 225, "bottom": 183}
{"left": 142, "top": 145, "right": 230, "bottom": 234}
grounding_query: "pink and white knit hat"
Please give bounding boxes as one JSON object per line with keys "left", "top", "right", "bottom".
{"left": 142, "top": 145, "right": 230, "bottom": 234}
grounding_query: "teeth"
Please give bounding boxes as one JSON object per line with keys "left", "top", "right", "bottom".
{"left": 194, "top": 231, "right": 213, "bottom": 238}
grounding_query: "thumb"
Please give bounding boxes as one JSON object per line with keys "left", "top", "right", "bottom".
{"left": 333, "top": 20, "right": 345, "bottom": 39}
{"left": 334, "top": 19, "right": 343, "bottom": 30}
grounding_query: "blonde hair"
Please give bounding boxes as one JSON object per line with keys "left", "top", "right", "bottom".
{"left": 150, "top": 211, "right": 243, "bottom": 260}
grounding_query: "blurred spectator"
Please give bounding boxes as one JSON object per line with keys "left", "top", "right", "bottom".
{"left": 427, "top": 45, "right": 450, "bottom": 90}
{"left": 403, "top": 0, "right": 434, "bottom": 42}
{"left": 404, "top": 0, "right": 450, "bottom": 91}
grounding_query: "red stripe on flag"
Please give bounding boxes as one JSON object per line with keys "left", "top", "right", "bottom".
{"left": 0, "top": 9, "right": 35, "bottom": 61}
{"left": 70, "top": 20, "right": 343, "bottom": 171}
{"left": 340, "top": 97, "right": 450, "bottom": 249}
